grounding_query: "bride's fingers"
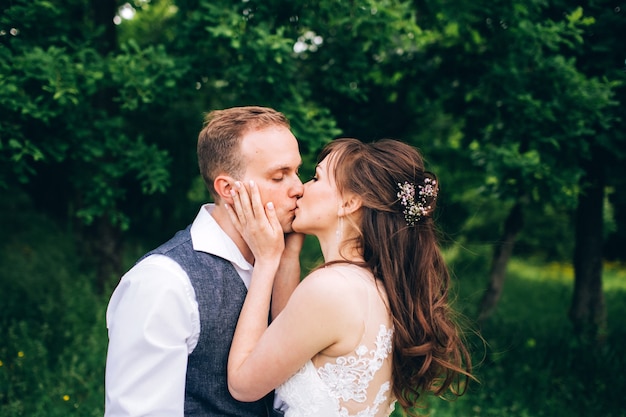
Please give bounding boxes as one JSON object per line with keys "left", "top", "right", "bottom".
{"left": 248, "top": 180, "right": 266, "bottom": 221}
{"left": 265, "top": 201, "right": 282, "bottom": 235}
{"left": 229, "top": 182, "right": 247, "bottom": 226}
{"left": 226, "top": 188, "right": 246, "bottom": 234}
{"left": 235, "top": 181, "right": 256, "bottom": 222}
{"left": 249, "top": 181, "right": 281, "bottom": 236}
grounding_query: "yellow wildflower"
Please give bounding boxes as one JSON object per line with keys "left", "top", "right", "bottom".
{"left": 63, "top": 395, "right": 70, "bottom": 401}
{"left": 17, "top": 351, "right": 24, "bottom": 358}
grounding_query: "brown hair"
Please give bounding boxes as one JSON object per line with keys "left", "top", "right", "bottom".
{"left": 197, "top": 106, "right": 290, "bottom": 200}
{"left": 318, "top": 138, "right": 473, "bottom": 412}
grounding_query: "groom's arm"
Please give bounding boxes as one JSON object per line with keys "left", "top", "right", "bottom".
{"left": 104, "top": 256, "right": 197, "bottom": 417}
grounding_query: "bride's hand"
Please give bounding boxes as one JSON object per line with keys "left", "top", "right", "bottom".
{"left": 226, "top": 180, "right": 285, "bottom": 264}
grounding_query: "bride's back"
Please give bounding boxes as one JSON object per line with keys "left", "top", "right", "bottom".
{"left": 277, "top": 264, "right": 395, "bottom": 417}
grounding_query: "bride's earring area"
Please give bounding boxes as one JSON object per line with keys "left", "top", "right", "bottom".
{"left": 336, "top": 203, "right": 344, "bottom": 244}
{"left": 336, "top": 215, "right": 343, "bottom": 244}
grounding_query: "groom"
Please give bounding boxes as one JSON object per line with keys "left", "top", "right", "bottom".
{"left": 104, "top": 106, "right": 303, "bottom": 416}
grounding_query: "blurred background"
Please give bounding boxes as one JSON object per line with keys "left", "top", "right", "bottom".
{"left": 1, "top": 0, "right": 625, "bottom": 416}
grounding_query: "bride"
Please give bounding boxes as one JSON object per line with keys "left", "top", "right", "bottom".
{"left": 226, "top": 138, "right": 473, "bottom": 417}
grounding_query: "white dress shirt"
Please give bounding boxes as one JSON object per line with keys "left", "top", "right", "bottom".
{"left": 104, "top": 204, "right": 253, "bottom": 417}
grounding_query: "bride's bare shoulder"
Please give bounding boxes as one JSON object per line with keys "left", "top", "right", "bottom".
{"left": 293, "top": 264, "right": 366, "bottom": 299}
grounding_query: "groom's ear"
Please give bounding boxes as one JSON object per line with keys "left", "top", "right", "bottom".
{"left": 214, "top": 174, "right": 236, "bottom": 204}
{"left": 338, "top": 193, "right": 363, "bottom": 216}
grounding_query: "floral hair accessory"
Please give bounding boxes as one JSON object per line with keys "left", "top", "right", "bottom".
{"left": 397, "top": 177, "right": 438, "bottom": 226}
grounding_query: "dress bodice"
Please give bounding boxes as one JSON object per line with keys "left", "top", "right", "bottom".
{"left": 276, "top": 324, "right": 395, "bottom": 417}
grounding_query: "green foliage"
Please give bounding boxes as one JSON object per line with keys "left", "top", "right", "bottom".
{"left": 457, "top": 5, "right": 613, "bottom": 206}
{"left": 0, "top": 190, "right": 107, "bottom": 416}
{"left": 1, "top": 0, "right": 182, "bottom": 233}
{"left": 2, "top": 0, "right": 626, "bottom": 414}
{"left": 278, "top": 0, "right": 442, "bottom": 141}
{"left": 288, "top": 0, "right": 435, "bottom": 100}
{"left": 391, "top": 256, "right": 626, "bottom": 417}
{"left": 117, "top": 0, "right": 180, "bottom": 45}
{"left": 168, "top": 0, "right": 342, "bottom": 152}
{"left": 111, "top": 41, "right": 183, "bottom": 111}
{"left": 3, "top": 0, "right": 625, "bottom": 266}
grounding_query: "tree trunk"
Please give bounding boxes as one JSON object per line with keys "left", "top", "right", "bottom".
{"left": 92, "top": 0, "right": 117, "bottom": 54}
{"left": 93, "top": 216, "right": 123, "bottom": 293}
{"left": 569, "top": 152, "right": 606, "bottom": 342}
{"left": 478, "top": 201, "right": 525, "bottom": 321}
{"left": 91, "top": 0, "right": 121, "bottom": 293}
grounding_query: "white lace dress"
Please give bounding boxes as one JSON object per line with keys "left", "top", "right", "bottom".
{"left": 276, "top": 324, "right": 396, "bottom": 417}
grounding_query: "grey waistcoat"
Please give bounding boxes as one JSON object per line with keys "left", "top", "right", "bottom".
{"left": 142, "top": 225, "right": 270, "bottom": 417}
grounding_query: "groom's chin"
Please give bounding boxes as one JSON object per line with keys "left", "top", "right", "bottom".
{"left": 281, "top": 222, "right": 295, "bottom": 234}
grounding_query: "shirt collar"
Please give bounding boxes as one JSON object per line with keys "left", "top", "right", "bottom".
{"left": 190, "top": 204, "right": 253, "bottom": 273}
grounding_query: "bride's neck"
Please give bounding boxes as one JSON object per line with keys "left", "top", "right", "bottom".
{"left": 318, "top": 236, "right": 363, "bottom": 264}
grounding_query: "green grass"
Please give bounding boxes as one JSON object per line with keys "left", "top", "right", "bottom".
{"left": 0, "top": 193, "right": 108, "bottom": 416}
{"left": 408, "top": 257, "right": 626, "bottom": 417}
{"left": 1, "top": 201, "right": 625, "bottom": 416}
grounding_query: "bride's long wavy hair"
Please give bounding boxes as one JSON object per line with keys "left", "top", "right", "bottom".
{"left": 317, "top": 138, "right": 473, "bottom": 412}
